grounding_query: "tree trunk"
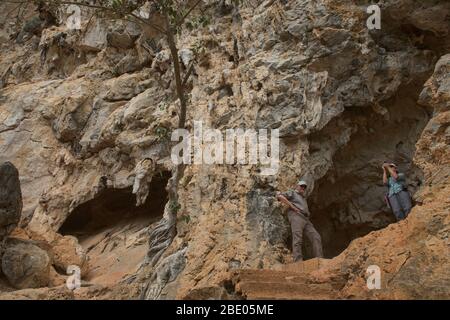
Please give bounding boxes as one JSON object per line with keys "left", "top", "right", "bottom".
{"left": 144, "top": 11, "right": 187, "bottom": 268}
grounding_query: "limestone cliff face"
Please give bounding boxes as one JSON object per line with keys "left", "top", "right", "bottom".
{"left": 302, "top": 54, "right": 450, "bottom": 300}
{"left": 0, "top": 0, "right": 448, "bottom": 299}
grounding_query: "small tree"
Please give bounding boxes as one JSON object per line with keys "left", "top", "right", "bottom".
{"left": 6, "top": 0, "right": 205, "bottom": 267}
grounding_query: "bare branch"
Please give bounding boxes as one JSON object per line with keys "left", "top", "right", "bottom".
{"left": 5, "top": 2, "right": 23, "bottom": 19}
{"left": 3, "top": 0, "right": 167, "bottom": 35}
{"left": 128, "top": 11, "right": 166, "bottom": 34}
{"left": 176, "top": 0, "right": 202, "bottom": 28}
{"left": 58, "top": 1, "right": 166, "bottom": 35}
{"left": 181, "top": 60, "right": 195, "bottom": 88}
{"left": 163, "top": 12, "right": 187, "bottom": 128}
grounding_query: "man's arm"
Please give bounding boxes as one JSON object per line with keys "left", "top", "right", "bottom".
{"left": 277, "top": 193, "right": 301, "bottom": 214}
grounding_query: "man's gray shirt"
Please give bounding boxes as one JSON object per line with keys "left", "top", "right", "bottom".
{"left": 280, "top": 189, "right": 311, "bottom": 219}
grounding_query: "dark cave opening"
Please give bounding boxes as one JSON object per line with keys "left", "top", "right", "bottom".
{"left": 305, "top": 84, "right": 430, "bottom": 259}
{"left": 57, "top": 171, "right": 171, "bottom": 284}
{"left": 59, "top": 171, "right": 171, "bottom": 237}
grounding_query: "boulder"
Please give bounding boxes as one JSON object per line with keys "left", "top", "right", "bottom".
{"left": 0, "top": 162, "right": 22, "bottom": 242}
{"left": 1, "top": 240, "right": 51, "bottom": 289}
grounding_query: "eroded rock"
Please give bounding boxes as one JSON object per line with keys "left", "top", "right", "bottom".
{"left": 1, "top": 240, "right": 51, "bottom": 289}
{"left": 0, "top": 162, "right": 22, "bottom": 243}
{"left": 0, "top": 286, "right": 73, "bottom": 300}
{"left": 0, "top": 0, "right": 448, "bottom": 300}
{"left": 50, "top": 235, "right": 88, "bottom": 277}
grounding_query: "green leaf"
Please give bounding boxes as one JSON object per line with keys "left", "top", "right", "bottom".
{"left": 111, "top": 0, "right": 123, "bottom": 9}
{"left": 178, "top": 214, "right": 190, "bottom": 224}
{"left": 169, "top": 200, "right": 181, "bottom": 214}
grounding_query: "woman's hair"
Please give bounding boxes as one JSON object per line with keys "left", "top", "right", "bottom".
{"left": 390, "top": 166, "right": 398, "bottom": 175}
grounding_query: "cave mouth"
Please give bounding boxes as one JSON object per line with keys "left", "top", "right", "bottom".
{"left": 58, "top": 171, "right": 171, "bottom": 284}
{"left": 305, "top": 83, "right": 430, "bottom": 259}
{"left": 60, "top": 171, "right": 171, "bottom": 236}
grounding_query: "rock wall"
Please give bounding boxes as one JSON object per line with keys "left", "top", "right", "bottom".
{"left": 0, "top": 0, "right": 448, "bottom": 299}
{"left": 310, "top": 54, "right": 450, "bottom": 299}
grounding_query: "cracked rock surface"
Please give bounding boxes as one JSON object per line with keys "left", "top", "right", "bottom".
{"left": 0, "top": 0, "right": 448, "bottom": 299}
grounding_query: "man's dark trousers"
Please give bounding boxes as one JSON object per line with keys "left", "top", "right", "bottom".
{"left": 287, "top": 211, "right": 323, "bottom": 262}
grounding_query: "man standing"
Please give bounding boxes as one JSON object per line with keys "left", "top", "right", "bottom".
{"left": 277, "top": 180, "right": 323, "bottom": 262}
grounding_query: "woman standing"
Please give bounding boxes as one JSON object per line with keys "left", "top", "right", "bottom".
{"left": 382, "top": 162, "right": 412, "bottom": 221}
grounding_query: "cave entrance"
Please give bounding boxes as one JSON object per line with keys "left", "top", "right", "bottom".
{"left": 59, "top": 171, "right": 170, "bottom": 284}
{"left": 306, "top": 83, "right": 429, "bottom": 259}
